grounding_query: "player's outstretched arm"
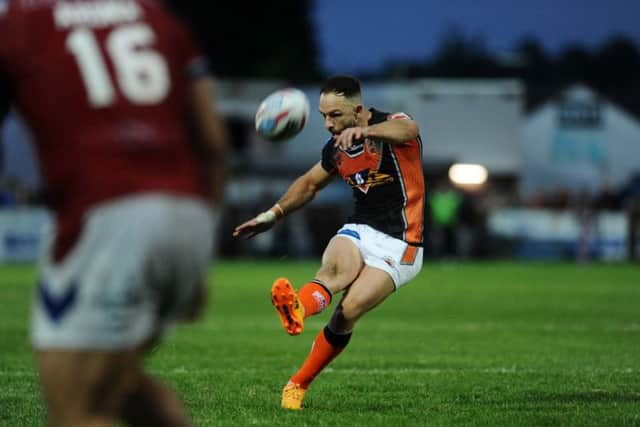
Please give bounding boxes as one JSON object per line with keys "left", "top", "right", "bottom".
{"left": 333, "top": 114, "right": 419, "bottom": 150}
{"left": 366, "top": 113, "right": 419, "bottom": 144}
{"left": 233, "top": 162, "right": 334, "bottom": 239}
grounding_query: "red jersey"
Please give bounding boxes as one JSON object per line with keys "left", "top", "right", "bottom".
{"left": 321, "top": 109, "right": 425, "bottom": 246}
{"left": 0, "top": 0, "right": 211, "bottom": 257}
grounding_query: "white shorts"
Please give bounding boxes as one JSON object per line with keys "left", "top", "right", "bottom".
{"left": 332, "top": 223, "right": 423, "bottom": 289}
{"left": 31, "top": 194, "right": 218, "bottom": 350}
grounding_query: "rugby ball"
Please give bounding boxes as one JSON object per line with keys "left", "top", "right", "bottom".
{"left": 255, "top": 88, "right": 310, "bottom": 142}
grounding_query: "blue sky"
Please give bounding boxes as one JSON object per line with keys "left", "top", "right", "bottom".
{"left": 312, "top": 0, "right": 640, "bottom": 73}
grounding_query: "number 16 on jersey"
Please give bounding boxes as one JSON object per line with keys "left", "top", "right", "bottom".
{"left": 66, "top": 23, "right": 170, "bottom": 108}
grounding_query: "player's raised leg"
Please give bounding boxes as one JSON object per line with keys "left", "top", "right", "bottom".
{"left": 281, "top": 265, "right": 394, "bottom": 410}
{"left": 271, "top": 235, "right": 362, "bottom": 336}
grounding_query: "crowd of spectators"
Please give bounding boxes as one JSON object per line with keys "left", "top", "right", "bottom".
{"left": 526, "top": 175, "right": 640, "bottom": 212}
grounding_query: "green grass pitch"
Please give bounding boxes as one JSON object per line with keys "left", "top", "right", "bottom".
{"left": 1, "top": 261, "right": 639, "bottom": 426}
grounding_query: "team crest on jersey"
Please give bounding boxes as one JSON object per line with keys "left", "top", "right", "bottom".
{"left": 334, "top": 137, "right": 393, "bottom": 193}
{"left": 334, "top": 138, "right": 380, "bottom": 165}
{"left": 341, "top": 140, "right": 365, "bottom": 157}
{"left": 346, "top": 168, "right": 394, "bottom": 194}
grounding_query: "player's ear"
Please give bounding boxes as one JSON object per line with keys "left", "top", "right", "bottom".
{"left": 355, "top": 104, "right": 363, "bottom": 114}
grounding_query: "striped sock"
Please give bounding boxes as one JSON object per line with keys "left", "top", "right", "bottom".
{"left": 297, "top": 279, "right": 332, "bottom": 318}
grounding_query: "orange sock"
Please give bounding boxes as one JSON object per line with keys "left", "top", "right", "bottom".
{"left": 297, "top": 279, "right": 332, "bottom": 318}
{"left": 290, "top": 326, "right": 352, "bottom": 389}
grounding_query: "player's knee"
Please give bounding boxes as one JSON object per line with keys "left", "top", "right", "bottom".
{"left": 317, "top": 260, "right": 339, "bottom": 280}
{"left": 337, "top": 297, "right": 368, "bottom": 323}
{"left": 318, "top": 259, "right": 357, "bottom": 286}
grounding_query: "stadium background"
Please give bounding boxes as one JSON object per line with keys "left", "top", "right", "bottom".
{"left": 2, "top": 1, "right": 640, "bottom": 263}
{"left": 1, "top": 1, "right": 639, "bottom": 426}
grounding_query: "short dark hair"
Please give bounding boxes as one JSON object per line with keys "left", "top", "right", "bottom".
{"left": 320, "top": 75, "right": 361, "bottom": 98}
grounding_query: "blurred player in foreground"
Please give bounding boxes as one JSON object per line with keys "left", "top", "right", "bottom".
{"left": 0, "top": 0, "right": 227, "bottom": 425}
{"left": 234, "top": 75, "right": 424, "bottom": 409}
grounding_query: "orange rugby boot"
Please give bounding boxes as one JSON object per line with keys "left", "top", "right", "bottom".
{"left": 271, "top": 277, "right": 304, "bottom": 335}
{"left": 281, "top": 381, "right": 306, "bottom": 410}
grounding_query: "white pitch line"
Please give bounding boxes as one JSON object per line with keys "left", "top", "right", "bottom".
{"left": 130, "top": 366, "right": 639, "bottom": 376}
{"left": 3, "top": 367, "right": 636, "bottom": 377}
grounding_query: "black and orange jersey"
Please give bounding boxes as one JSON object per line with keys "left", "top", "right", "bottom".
{"left": 321, "top": 108, "right": 425, "bottom": 246}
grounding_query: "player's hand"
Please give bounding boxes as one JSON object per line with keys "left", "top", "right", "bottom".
{"left": 232, "top": 211, "right": 277, "bottom": 239}
{"left": 333, "top": 126, "right": 368, "bottom": 150}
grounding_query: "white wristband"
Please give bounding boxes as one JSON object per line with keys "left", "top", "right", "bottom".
{"left": 273, "top": 203, "right": 285, "bottom": 217}
{"left": 256, "top": 210, "right": 277, "bottom": 224}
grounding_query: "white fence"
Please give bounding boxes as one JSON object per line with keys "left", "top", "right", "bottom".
{"left": 0, "top": 207, "right": 631, "bottom": 262}
{"left": 0, "top": 208, "right": 51, "bottom": 262}
{"left": 488, "top": 209, "right": 628, "bottom": 260}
